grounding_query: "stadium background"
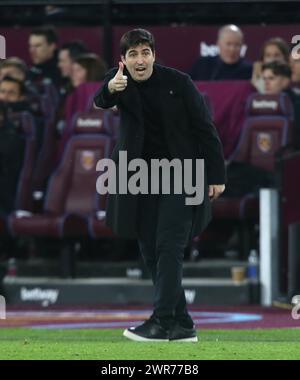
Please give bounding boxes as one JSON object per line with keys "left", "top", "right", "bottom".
{"left": 0, "top": 0, "right": 300, "bottom": 360}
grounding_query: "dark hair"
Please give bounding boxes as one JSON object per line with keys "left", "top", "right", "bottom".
{"left": 0, "top": 75, "right": 25, "bottom": 96}
{"left": 260, "top": 37, "right": 290, "bottom": 63}
{"left": 262, "top": 61, "right": 291, "bottom": 78}
{"left": 60, "top": 40, "right": 89, "bottom": 60}
{"left": 30, "top": 25, "right": 58, "bottom": 45}
{"left": 73, "top": 53, "right": 108, "bottom": 81}
{"left": 120, "top": 28, "right": 155, "bottom": 57}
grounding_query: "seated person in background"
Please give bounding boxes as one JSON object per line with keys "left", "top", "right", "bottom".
{"left": 56, "top": 42, "right": 90, "bottom": 133}
{"left": 0, "top": 57, "right": 27, "bottom": 82}
{"left": 222, "top": 61, "right": 292, "bottom": 198}
{"left": 251, "top": 37, "right": 290, "bottom": 93}
{"left": 56, "top": 54, "right": 107, "bottom": 162}
{"left": 28, "top": 25, "right": 62, "bottom": 87}
{"left": 0, "top": 76, "right": 35, "bottom": 116}
{"left": 189, "top": 24, "right": 252, "bottom": 80}
{"left": 70, "top": 53, "right": 107, "bottom": 88}
{"left": 0, "top": 76, "right": 26, "bottom": 103}
{"left": 262, "top": 60, "right": 291, "bottom": 95}
{"left": 0, "top": 57, "right": 42, "bottom": 97}
{"left": 58, "top": 40, "right": 89, "bottom": 95}
{"left": 262, "top": 60, "right": 300, "bottom": 150}
{"left": 0, "top": 102, "right": 25, "bottom": 214}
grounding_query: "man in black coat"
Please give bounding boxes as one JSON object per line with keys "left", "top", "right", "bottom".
{"left": 94, "top": 29, "right": 226, "bottom": 342}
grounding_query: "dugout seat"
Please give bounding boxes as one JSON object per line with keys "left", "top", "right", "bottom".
{"left": 205, "top": 93, "right": 294, "bottom": 258}
{"left": 9, "top": 120, "right": 114, "bottom": 276}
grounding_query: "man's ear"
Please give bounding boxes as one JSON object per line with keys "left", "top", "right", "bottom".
{"left": 121, "top": 55, "right": 126, "bottom": 65}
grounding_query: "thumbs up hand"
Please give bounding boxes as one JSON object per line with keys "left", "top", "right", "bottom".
{"left": 108, "top": 62, "right": 128, "bottom": 94}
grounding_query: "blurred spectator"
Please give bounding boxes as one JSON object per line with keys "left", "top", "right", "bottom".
{"left": 55, "top": 54, "right": 107, "bottom": 163}
{"left": 0, "top": 76, "right": 25, "bottom": 102}
{"left": 0, "top": 102, "right": 25, "bottom": 213}
{"left": 58, "top": 41, "right": 89, "bottom": 96}
{"left": 70, "top": 53, "right": 107, "bottom": 88}
{"left": 0, "top": 57, "right": 27, "bottom": 82}
{"left": 262, "top": 60, "right": 300, "bottom": 150}
{"left": 28, "top": 25, "right": 62, "bottom": 87}
{"left": 223, "top": 61, "right": 293, "bottom": 200}
{"left": 262, "top": 61, "right": 291, "bottom": 95}
{"left": 0, "top": 76, "right": 35, "bottom": 122}
{"left": 58, "top": 41, "right": 89, "bottom": 79}
{"left": 189, "top": 24, "right": 252, "bottom": 80}
{"left": 55, "top": 43, "right": 90, "bottom": 146}
{"left": 290, "top": 52, "right": 300, "bottom": 84}
{"left": 251, "top": 37, "right": 290, "bottom": 93}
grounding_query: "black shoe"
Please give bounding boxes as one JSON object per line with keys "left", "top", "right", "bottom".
{"left": 169, "top": 322, "right": 198, "bottom": 342}
{"left": 123, "top": 315, "right": 169, "bottom": 342}
{"left": 175, "top": 313, "right": 195, "bottom": 329}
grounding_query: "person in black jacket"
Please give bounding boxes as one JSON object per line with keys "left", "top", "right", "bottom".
{"left": 28, "top": 25, "right": 62, "bottom": 87}
{"left": 94, "top": 29, "right": 226, "bottom": 342}
{"left": 0, "top": 103, "right": 25, "bottom": 214}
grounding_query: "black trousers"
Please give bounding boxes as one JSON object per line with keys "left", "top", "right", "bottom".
{"left": 136, "top": 186, "right": 194, "bottom": 319}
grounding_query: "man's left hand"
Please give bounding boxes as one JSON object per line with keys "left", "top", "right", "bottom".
{"left": 208, "top": 184, "right": 225, "bottom": 201}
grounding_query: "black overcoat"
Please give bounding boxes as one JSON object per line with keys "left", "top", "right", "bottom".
{"left": 94, "top": 63, "right": 226, "bottom": 239}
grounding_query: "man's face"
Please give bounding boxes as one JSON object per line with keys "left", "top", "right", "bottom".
{"left": 0, "top": 66, "right": 25, "bottom": 81}
{"left": 58, "top": 49, "right": 73, "bottom": 78}
{"left": 121, "top": 43, "right": 155, "bottom": 82}
{"left": 29, "top": 35, "right": 56, "bottom": 65}
{"left": 262, "top": 69, "right": 290, "bottom": 94}
{"left": 218, "top": 31, "right": 242, "bottom": 64}
{"left": 0, "top": 81, "right": 22, "bottom": 102}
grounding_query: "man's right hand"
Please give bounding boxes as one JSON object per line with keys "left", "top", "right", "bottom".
{"left": 108, "top": 62, "right": 128, "bottom": 94}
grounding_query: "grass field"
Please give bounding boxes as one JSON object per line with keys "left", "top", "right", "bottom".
{"left": 0, "top": 327, "right": 300, "bottom": 360}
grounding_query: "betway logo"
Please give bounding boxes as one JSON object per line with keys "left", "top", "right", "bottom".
{"left": 200, "top": 42, "right": 247, "bottom": 57}
{"left": 252, "top": 100, "right": 278, "bottom": 110}
{"left": 20, "top": 287, "right": 59, "bottom": 304}
{"left": 77, "top": 118, "right": 103, "bottom": 127}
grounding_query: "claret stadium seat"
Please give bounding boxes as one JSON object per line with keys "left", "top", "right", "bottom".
{"left": 87, "top": 193, "right": 114, "bottom": 239}
{"left": 228, "top": 92, "right": 293, "bottom": 170}
{"left": 8, "top": 117, "right": 114, "bottom": 276}
{"left": 206, "top": 92, "right": 294, "bottom": 258}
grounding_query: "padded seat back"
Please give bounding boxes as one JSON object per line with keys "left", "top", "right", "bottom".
{"left": 230, "top": 93, "right": 293, "bottom": 171}
{"left": 45, "top": 134, "right": 112, "bottom": 215}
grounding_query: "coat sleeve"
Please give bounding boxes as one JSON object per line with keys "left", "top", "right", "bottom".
{"left": 182, "top": 74, "right": 226, "bottom": 185}
{"left": 93, "top": 68, "right": 119, "bottom": 109}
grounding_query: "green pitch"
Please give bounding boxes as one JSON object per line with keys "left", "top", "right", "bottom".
{"left": 0, "top": 327, "right": 300, "bottom": 360}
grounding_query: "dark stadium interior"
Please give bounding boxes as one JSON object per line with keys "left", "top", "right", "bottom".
{"left": 0, "top": 0, "right": 299, "bottom": 308}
